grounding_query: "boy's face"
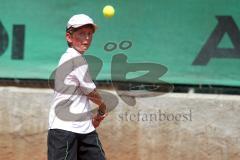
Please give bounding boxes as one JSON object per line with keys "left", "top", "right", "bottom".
{"left": 66, "top": 26, "right": 94, "bottom": 54}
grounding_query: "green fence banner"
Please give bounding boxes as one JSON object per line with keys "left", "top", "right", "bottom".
{"left": 0, "top": 0, "right": 240, "bottom": 87}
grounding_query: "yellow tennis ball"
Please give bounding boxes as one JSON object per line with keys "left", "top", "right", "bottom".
{"left": 103, "top": 5, "right": 115, "bottom": 18}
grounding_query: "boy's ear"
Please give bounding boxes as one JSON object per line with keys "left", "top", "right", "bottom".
{"left": 66, "top": 32, "right": 72, "bottom": 44}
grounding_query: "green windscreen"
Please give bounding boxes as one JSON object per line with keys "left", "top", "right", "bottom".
{"left": 0, "top": 0, "right": 240, "bottom": 86}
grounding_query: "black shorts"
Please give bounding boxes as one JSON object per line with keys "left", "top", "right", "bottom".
{"left": 47, "top": 129, "right": 106, "bottom": 160}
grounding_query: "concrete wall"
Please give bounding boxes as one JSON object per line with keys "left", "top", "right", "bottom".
{"left": 0, "top": 87, "right": 240, "bottom": 160}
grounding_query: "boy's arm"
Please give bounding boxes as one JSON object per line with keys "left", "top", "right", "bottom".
{"left": 87, "top": 89, "right": 107, "bottom": 128}
{"left": 87, "top": 89, "right": 107, "bottom": 114}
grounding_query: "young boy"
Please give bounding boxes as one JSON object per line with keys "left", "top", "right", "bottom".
{"left": 48, "top": 14, "right": 107, "bottom": 160}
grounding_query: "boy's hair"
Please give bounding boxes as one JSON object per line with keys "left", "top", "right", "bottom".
{"left": 66, "top": 24, "right": 95, "bottom": 47}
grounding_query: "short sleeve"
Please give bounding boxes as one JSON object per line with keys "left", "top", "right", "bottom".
{"left": 72, "top": 56, "right": 96, "bottom": 95}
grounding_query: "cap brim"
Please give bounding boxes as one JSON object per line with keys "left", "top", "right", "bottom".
{"left": 70, "top": 23, "right": 98, "bottom": 31}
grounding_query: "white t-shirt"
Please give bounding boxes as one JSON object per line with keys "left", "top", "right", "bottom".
{"left": 48, "top": 48, "right": 96, "bottom": 134}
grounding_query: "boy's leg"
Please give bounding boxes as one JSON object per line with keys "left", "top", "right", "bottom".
{"left": 48, "top": 129, "right": 78, "bottom": 160}
{"left": 78, "top": 130, "right": 106, "bottom": 160}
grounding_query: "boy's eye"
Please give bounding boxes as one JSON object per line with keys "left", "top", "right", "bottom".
{"left": 76, "top": 32, "right": 92, "bottom": 39}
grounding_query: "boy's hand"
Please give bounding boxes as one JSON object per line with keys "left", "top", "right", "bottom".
{"left": 92, "top": 112, "right": 107, "bottom": 128}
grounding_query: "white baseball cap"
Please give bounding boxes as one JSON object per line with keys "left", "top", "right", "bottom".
{"left": 66, "top": 14, "right": 97, "bottom": 30}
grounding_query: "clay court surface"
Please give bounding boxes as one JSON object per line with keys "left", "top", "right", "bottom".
{"left": 0, "top": 87, "right": 240, "bottom": 160}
